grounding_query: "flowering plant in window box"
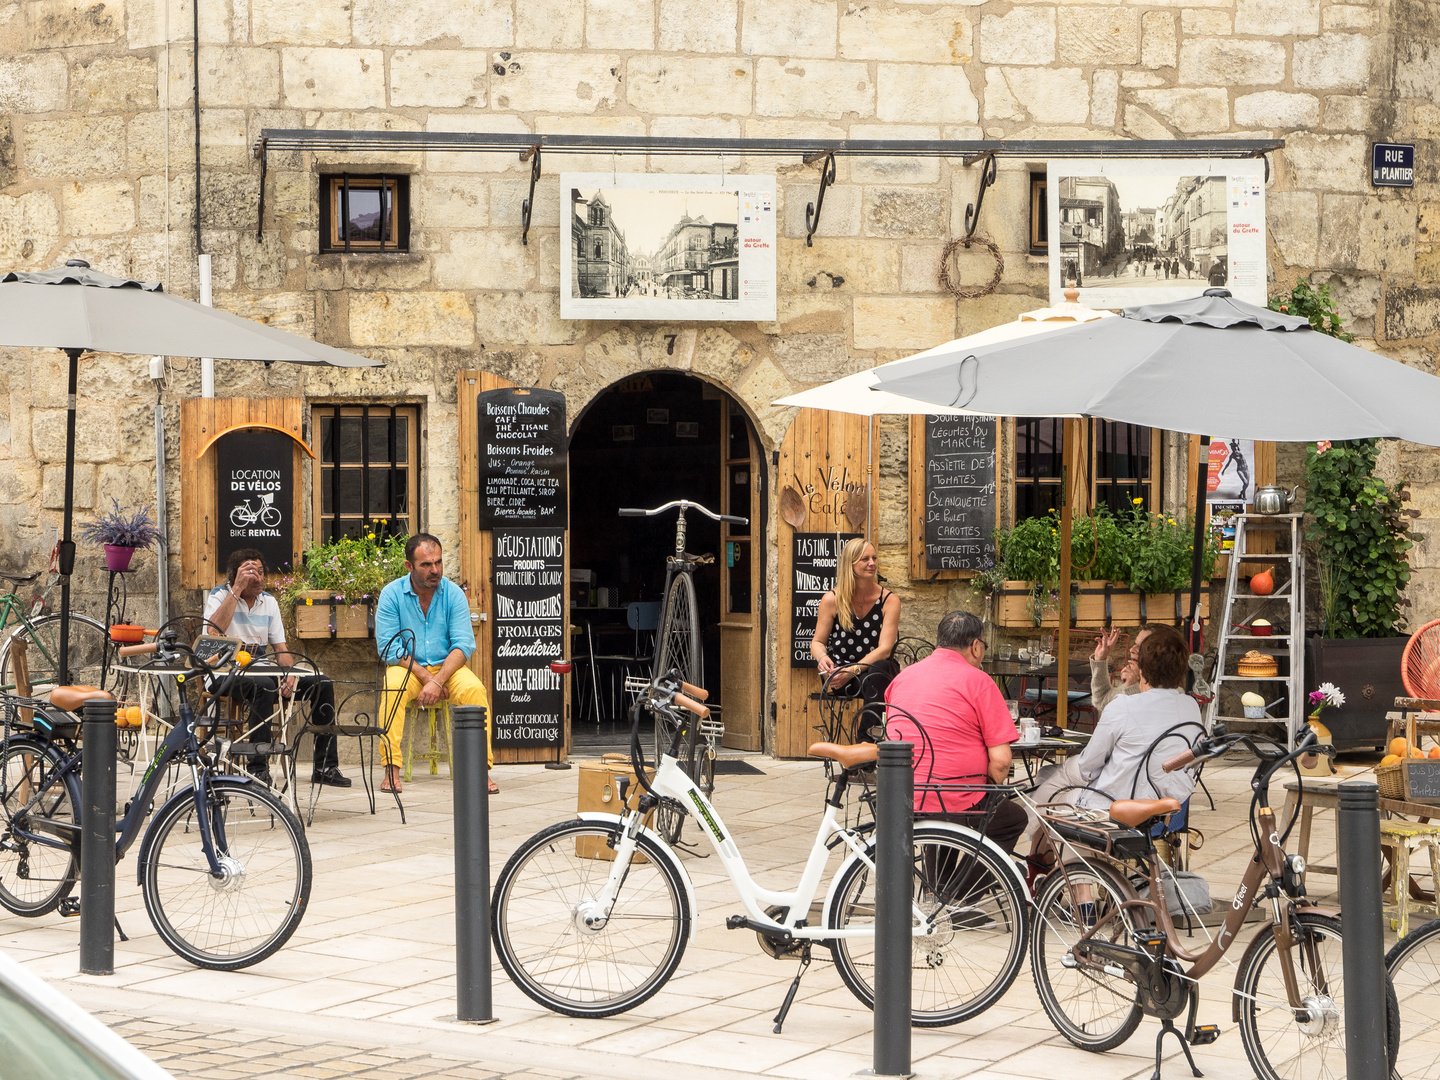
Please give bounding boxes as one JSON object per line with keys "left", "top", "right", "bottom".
{"left": 274, "top": 529, "right": 408, "bottom": 639}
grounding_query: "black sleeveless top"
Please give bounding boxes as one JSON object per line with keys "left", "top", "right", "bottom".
{"left": 826, "top": 590, "right": 890, "bottom": 665}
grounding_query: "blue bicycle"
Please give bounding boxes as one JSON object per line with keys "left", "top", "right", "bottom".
{"left": 0, "top": 632, "right": 312, "bottom": 969}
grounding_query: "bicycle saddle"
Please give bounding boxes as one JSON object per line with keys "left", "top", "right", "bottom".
{"left": 49, "top": 685, "right": 114, "bottom": 712}
{"left": 807, "top": 741, "right": 878, "bottom": 769}
{"left": 1108, "top": 797, "right": 1181, "bottom": 828}
{"left": 0, "top": 570, "right": 39, "bottom": 584}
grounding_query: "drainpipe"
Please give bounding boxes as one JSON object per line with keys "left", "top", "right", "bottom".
{"left": 195, "top": 0, "right": 212, "bottom": 398}
{"left": 149, "top": 357, "right": 170, "bottom": 627}
{"left": 199, "top": 253, "right": 213, "bottom": 397}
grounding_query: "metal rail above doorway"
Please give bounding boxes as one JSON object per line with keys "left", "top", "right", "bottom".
{"left": 251, "top": 131, "right": 1284, "bottom": 242}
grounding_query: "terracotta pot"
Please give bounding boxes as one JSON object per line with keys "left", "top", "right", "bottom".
{"left": 103, "top": 544, "right": 136, "bottom": 572}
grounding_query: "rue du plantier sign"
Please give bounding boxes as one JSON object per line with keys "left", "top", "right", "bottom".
{"left": 1372, "top": 143, "right": 1415, "bottom": 188}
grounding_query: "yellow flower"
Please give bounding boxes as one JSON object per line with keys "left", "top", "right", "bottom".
{"left": 366, "top": 532, "right": 376, "bottom": 540}
{"left": 1132, "top": 497, "right": 1144, "bottom": 505}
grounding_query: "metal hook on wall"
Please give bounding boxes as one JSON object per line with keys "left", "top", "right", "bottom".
{"left": 962, "top": 151, "right": 998, "bottom": 247}
{"left": 805, "top": 151, "right": 837, "bottom": 248}
{"left": 520, "top": 144, "right": 542, "bottom": 246}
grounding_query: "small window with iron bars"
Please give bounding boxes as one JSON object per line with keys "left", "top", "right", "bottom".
{"left": 319, "top": 175, "right": 410, "bottom": 253}
{"left": 313, "top": 404, "right": 419, "bottom": 542}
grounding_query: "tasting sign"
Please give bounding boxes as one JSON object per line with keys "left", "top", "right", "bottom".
{"left": 920, "top": 415, "right": 997, "bottom": 573}
{"left": 790, "top": 532, "right": 861, "bottom": 668}
{"left": 490, "top": 528, "right": 565, "bottom": 748}
{"left": 477, "top": 388, "right": 567, "bottom": 529}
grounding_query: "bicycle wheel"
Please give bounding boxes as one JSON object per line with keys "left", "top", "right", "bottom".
{"left": 652, "top": 705, "right": 697, "bottom": 845}
{"left": 654, "top": 572, "right": 701, "bottom": 686}
{"left": 1387, "top": 917, "right": 1440, "bottom": 1080}
{"left": 828, "top": 824, "right": 1028, "bottom": 1027}
{"left": 492, "top": 819, "right": 689, "bottom": 1017}
{"left": 1237, "top": 910, "right": 1399, "bottom": 1080}
{"left": 141, "top": 776, "right": 311, "bottom": 970}
{"left": 1029, "top": 861, "right": 1144, "bottom": 1051}
{"left": 0, "top": 613, "right": 115, "bottom": 694}
{"left": 0, "top": 738, "right": 79, "bottom": 917}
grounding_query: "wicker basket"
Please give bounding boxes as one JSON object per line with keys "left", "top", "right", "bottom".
{"left": 1236, "top": 650, "right": 1279, "bottom": 678}
{"left": 1375, "top": 758, "right": 1408, "bottom": 800}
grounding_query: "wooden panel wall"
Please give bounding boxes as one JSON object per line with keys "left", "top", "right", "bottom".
{"left": 179, "top": 397, "right": 306, "bottom": 590}
{"left": 774, "top": 408, "right": 879, "bottom": 759}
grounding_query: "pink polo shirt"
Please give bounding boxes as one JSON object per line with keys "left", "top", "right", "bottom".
{"left": 884, "top": 647, "right": 1018, "bottom": 813}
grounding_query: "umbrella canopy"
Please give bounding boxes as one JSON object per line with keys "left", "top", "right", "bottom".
{"left": 0, "top": 261, "right": 382, "bottom": 685}
{"left": 871, "top": 289, "right": 1440, "bottom": 445}
{"left": 0, "top": 264, "right": 378, "bottom": 366}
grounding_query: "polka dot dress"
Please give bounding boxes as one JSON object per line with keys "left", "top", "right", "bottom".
{"left": 826, "top": 591, "right": 890, "bottom": 665}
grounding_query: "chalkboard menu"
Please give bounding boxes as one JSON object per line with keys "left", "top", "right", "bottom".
{"left": 477, "top": 388, "right": 567, "bottom": 529}
{"left": 921, "top": 415, "right": 997, "bottom": 573}
{"left": 490, "top": 529, "right": 566, "bottom": 748}
{"left": 790, "top": 532, "right": 861, "bottom": 668}
{"left": 1401, "top": 761, "right": 1440, "bottom": 803}
{"left": 215, "top": 430, "right": 295, "bottom": 573}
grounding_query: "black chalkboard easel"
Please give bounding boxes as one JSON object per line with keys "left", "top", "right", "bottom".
{"left": 921, "top": 415, "right": 997, "bottom": 574}
{"left": 477, "top": 388, "right": 567, "bottom": 530}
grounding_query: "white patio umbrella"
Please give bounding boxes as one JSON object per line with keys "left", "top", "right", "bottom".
{"left": 0, "top": 261, "right": 382, "bottom": 684}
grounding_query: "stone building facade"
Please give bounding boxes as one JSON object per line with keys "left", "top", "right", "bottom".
{"left": 2, "top": 0, "right": 1439, "bottom": 752}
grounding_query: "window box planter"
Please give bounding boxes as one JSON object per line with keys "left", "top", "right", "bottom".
{"left": 292, "top": 592, "right": 376, "bottom": 640}
{"left": 996, "top": 580, "right": 1209, "bottom": 629}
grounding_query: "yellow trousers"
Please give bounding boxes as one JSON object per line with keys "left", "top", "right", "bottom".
{"left": 381, "top": 664, "right": 492, "bottom": 770}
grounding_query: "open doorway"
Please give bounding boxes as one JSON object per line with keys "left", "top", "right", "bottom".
{"left": 568, "top": 371, "right": 764, "bottom": 751}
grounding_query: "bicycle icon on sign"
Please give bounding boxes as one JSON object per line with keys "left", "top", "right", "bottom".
{"left": 230, "top": 493, "right": 282, "bottom": 529}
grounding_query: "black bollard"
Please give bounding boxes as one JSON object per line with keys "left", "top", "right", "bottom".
{"left": 450, "top": 704, "right": 494, "bottom": 1023}
{"left": 1337, "top": 781, "right": 1387, "bottom": 1080}
{"left": 873, "top": 741, "right": 913, "bottom": 1077}
{"left": 79, "top": 697, "right": 117, "bottom": 975}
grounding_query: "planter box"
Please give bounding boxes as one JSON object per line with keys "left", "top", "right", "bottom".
{"left": 293, "top": 592, "right": 375, "bottom": 639}
{"left": 996, "top": 581, "right": 1209, "bottom": 629}
{"left": 1304, "top": 635, "right": 1409, "bottom": 749}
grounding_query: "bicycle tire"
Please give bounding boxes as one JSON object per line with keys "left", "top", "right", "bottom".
{"left": 1237, "top": 910, "right": 1400, "bottom": 1080}
{"left": 1029, "top": 861, "right": 1144, "bottom": 1051}
{"left": 492, "top": 818, "right": 689, "bottom": 1017}
{"left": 0, "top": 737, "right": 80, "bottom": 917}
{"left": 652, "top": 704, "right": 698, "bottom": 845}
{"left": 654, "top": 572, "right": 701, "bottom": 686}
{"left": 828, "top": 824, "right": 1028, "bottom": 1027}
{"left": 1386, "top": 917, "right": 1440, "bottom": 1080}
{"left": 0, "top": 613, "right": 115, "bottom": 695}
{"left": 141, "top": 777, "right": 311, "bottom": 970}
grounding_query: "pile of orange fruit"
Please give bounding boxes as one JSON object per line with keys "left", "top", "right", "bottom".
{"left": 1380, "top": 737, "right": 1440, "bottom": 766}
{"left": 115, "top": 706, "right": 146, "bottom": 729}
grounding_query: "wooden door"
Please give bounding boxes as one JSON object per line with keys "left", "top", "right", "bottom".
{"left": 718, "top": 400, "right": 764, "bottom": 750}
{"left": 458, "top": 370, "right": 572, "bottom": 764}
{"left": 773, "top": 409, "right": 879, "bottom": 758}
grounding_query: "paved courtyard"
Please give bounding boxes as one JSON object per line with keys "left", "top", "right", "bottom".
{"left": 0, "top": 747, "right": 1395, "bottom": 1079}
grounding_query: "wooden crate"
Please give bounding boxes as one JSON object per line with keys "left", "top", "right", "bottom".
{"left": 996, "top": 581, "right": 1209, "bottom": 629}
{"left": 292, "top": 592, "right": 375, "bottom": 639}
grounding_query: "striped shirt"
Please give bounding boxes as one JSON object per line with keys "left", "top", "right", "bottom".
{"left": 203, "top": 586, "right": 286, "bottom": 653}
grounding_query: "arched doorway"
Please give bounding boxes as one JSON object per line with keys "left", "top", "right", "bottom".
{"left": 568, "top": 371, "right": 765, "bottom": 751}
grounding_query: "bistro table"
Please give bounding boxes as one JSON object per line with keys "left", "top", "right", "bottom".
{"left": 1010, "top": 731, "right": 1094, "bottom": 784}
{"left": 982, "top": 657, "right": 1095, "bottom": 725}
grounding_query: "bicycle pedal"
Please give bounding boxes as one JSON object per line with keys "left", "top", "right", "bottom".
{"left": 1189, "top": 1024, "right": 1221, "bottom": 1046}
{"left": 58, "top": 897, "right": 80, "bottom": 918}
{"left": 726, "top": 914, "right": 748, "bottom": 930}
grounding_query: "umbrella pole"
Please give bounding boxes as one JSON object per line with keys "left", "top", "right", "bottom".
{"left": 1187, "top": 436, "right": 1212, "bottom": 658}
{"left": 57, "top": 347, "right": 83, "bottom": 687}
{"left": 1055, "top": 418, "right": 1083, "bottom": 730}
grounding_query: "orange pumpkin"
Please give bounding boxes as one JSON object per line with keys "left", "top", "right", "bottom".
{"left": 1250, "top": 571, "right": 1274, "bottom": 596}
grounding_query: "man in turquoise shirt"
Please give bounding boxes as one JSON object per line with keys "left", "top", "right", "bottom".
{"left": 375, "top": 533, "right": 493, "bottom": 794}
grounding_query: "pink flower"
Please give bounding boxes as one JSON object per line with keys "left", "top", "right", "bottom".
{"left": 1316, "top": 440, "right": 1332, "bottom": 454}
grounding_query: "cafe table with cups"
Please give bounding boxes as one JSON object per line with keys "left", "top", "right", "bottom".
{"left": 1003, "top": 695, "right": 1094, "bottom": 783}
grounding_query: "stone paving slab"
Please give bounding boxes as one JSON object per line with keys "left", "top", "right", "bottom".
{"left": 4, "top": 748, "right": 1397, "bottom": 1079}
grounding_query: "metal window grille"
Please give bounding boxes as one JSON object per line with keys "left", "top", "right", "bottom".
{"left": 317, "top": 404, "right": 416, "bottom": 542}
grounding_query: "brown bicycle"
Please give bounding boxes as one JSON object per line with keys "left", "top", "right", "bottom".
{"left": 1029, "top": 724, "right": 1398, "bottom": 1080}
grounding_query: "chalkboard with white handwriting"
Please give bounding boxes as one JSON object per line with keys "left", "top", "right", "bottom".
{"left": 477, "top": 388, "right": 567, "bottom": 529}
{"left": 922, "top": 415, "right": 997, "bottom": 573}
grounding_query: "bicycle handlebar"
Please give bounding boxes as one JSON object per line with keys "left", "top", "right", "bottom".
{"left": 679, "top": 680, "right": 708, "bottom": 702}
{"left": 117, "top": 642, "right": 158, "bottom": 657}
{"left": 1162, "top": 748, "right": 1195, "bottom": 773}
{"left": 618, "top": 500, "right": 747, "bottom": 525}
{"left": 673, "top": 693, "right": 709, "bottom": 719}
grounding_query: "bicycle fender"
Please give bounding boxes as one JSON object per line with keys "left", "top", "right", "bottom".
{"left": 576, "top": 812, "right": 698, "bottom": 942}
{"left": 134, "top": 775, "right": 257, "bottom": 885}
{"left": 822, "top": 819, "right": 1031, "bottom": 923}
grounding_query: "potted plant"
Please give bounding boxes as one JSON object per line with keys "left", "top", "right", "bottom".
{"left": 78, "top": 499, "right": 164, "bottom": 572}
{"left": 275, "top": 529, "right": 409, "bottom": 639}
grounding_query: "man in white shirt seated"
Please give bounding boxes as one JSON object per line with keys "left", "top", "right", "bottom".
{"left": 202, "top": 549, "right": 346, "bottom": 789}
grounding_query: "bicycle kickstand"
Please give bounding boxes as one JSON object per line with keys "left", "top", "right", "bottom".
{"left": 772, "top": 945, "right": 812, "bottom": 1034}
{"left": 1152, "top": 1018, "right": 1203, "bottom": 1080}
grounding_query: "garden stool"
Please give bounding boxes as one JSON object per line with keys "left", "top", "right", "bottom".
{"left": 1380, "top": 819, "right": 1440, "bottom": 938}
{"left": 403, "top": 701, "right": 452, "bottom": 783}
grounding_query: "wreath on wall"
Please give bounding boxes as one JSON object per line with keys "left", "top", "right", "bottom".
{"left": 938, "top": 235, "right": 1004, "bottom": 299}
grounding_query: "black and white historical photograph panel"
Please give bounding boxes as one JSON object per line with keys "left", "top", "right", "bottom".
{"left": 560, "top": 173, "right": 776, "bottom": 322}
{"left": 1047, "top": 159, "right": 1266, "bottom": 310}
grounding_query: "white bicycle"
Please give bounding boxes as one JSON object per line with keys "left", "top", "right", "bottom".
{"left": 491, "top": 672, "right": 1031, "bottom": 1029}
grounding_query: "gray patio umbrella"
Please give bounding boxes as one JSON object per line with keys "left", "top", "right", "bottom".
{"left": 0, "top": 261, "right": 382, "bottom": 684}
{"left": 870, "top": 287, "right": 1440, "bottom": 661}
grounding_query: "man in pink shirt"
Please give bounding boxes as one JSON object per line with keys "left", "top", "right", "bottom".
{"left": 885, "top": 611, "right": 1027, "bottom": 854}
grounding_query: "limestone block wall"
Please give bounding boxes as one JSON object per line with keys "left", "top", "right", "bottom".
{"left": 2, "top": 0, "right": 1439, "bottom": 735}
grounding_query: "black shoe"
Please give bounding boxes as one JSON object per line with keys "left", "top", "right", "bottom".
{"left": 311, "top": 766, "right": 352, "bottom": 788}
{"left": 247, "top": 761, "right": 273, "bottom": 787}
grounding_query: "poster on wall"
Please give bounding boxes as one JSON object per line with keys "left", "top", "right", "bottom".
{"left": 1207, "top": 438, "right": 1256, "bottom": 504}
{"left": 491, "top": 529, "right": 566, "bottom": 748}
{"left": 215, "top": 430, "right": 295, "bottom": 573}
{"left": 1047, "top": 159, "right": 1267, "bottom": 309}
{"left": 561, "top": 172, "right": 776, "bottom": 322}
{"left": 477, "top": 387, "right": 567, "bottom": 530}
{"left": 790, "top": 532, "right": 861, "bottom": 668}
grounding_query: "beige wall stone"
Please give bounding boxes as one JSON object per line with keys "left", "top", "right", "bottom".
{"left": 62, "top": 179, "right": 136, "bottom": 235}
{"left": 349, "top": 291, "right": 474, "bottom": 346}
{"left": 1178, "top": 38, "right": 1286, "bottom": 85}
{"left": 23, "top": 117, "right": 125, "bottom": 178}
{"left": 1134, "top": 88, "right": 1229, "bottom": 133}
{"left": 491, "top": 52, "right": 622, "bottom": 113}
{"left": 1267, "top": 190, "right": 1319, "bottom": 267}
{"left": 1090, "top": 69, "right": 1119, "bottom": 126}
{"left": 0, "top": 190, "right": 60, "bottom": 267}
{"left": 876, "top": 63, "right": 975, "bottom": 123}
{"left": 416, "top": 176, "right": 489, "bottom": 229}
{"left": 1323, "top": 5, "right": 1373, "bottom": 30}
{"left": 474, "top": 291, "right": 578, "bottom": 346}
{"left": 515, "top": 0, "right": 581, "bottom": 49}
{"left": 1322, "top": 95, "right": 1372, "bottom": 131}
{"left": 980, "top": 7, "right": 1054, "bottom": 66}
{"left": 588, "top": 0, "right": 654, "bottom": 50}
{"left": 0, "top": 53, "right": 67, "bottom": 111}
{"left": 282, "top": 49, "right": 385, "bottom": 110}
{"left": 42, "top": 463, "right": 94, "bottom": 510}
{"left": 352, "top": 0, "right": 512, "bottom": 47}
{"left": 778, "top": 236, "right": 901, "bottom": 294}
{"left": 433, "top": 230, "right": 534, "bottom": 290}
{"left": 28, "top": 0, "right": 124, "bottom": 49}
{"left": 627, "top": 57, "right": 753, "bottom": 115}
{"left": 757, "top": 58, "right": 874, "bottom": 119}
{"left": 1319, "top": 196, "right": 1417, "bottom": 275}
{"left": 197, "top": 47, "right": 282, "bottom": 108}
{"left": 1293, "top": 33, "right": 1372, "bottom": 90}
{"left": 1233, "top": 90, "right": 1320, "bottom": 128}
{"left": 742, "top": 0, "right": 836, "bottom": 59}
{"left": 390, "top": 50, "right": 489, "bottom": 109}
{"left": 251, "top": 0, "right": 350, "bottom": 45}
{"left": 69, "top": 54, "right": 155, "bottom": 112}
{"left": 1057, "top": 8, "right": 1139, "bottom": 65}
{"left": 853, "top": 297, "right": 955, "bottom": 350}
{"left": 659, "top": 0, "right": 736, "bottom": 52}
{"left": 996, "top": 67, "right": 1089, "bottom": 125}
{"left": 839, "top": 6, "right": 971, "bottom": 64}
{"left": 1140, "top": 12, "right": 1177, "bottom": 68}
{"left": 863, "top": 187, "right": 946, "bottom": 239}
{"left": 1233, "top": 0, "right": 1319, "bottom": 36}
{"left": 1284, "top": 133, "right": 1368, "bottom": 194}
{"left": 781, "top": 183, "right": 861, "bottom": 238}
{"left": 1182, "top": 10, "right": 1232, "bottom": 34}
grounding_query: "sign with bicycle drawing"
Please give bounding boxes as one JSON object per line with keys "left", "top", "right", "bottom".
{"left": 215, "top": 430, "right": 294, "bottom": 573}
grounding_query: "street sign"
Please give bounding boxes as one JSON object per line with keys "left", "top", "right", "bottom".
{"left": 1372, "top": 143, "right": 1415, "bottom": 188}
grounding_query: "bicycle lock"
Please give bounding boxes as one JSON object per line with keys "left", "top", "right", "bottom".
{"left": 874, "top": 740, "right": 913, "bottom": 1077}
{"left": 450, "top": 704, "right": 496, "bottom": 1023}
{"left": 80, "top": 696, "right": 117, "bottom": 975}
{"left": 1337, "top": 781, "right": 1387, "bottom": 1080}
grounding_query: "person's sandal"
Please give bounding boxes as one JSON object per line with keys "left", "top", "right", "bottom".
{"left": 380, "top": 764, "right": 403, "bottom": 794}
{"left": 488, "top": 777, "right": 499, "bottom": 795}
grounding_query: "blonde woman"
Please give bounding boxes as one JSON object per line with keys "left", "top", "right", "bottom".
{"left": 811, "top": 539, "right": 901, "bottom": 733}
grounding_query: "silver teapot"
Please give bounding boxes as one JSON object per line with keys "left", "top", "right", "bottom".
{"left": 1252, "top": 484, "right": 1298, "bottom": 514}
